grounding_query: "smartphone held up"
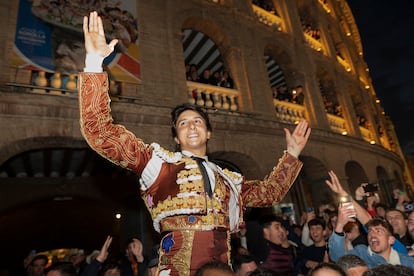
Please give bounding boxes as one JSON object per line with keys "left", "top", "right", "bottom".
{"left": 339, "top": 195, "right": 356, "bottom": 218}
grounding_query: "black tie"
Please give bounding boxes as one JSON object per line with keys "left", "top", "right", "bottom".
{"left": 191, "top": 156, "right": 213, "bottom": 197}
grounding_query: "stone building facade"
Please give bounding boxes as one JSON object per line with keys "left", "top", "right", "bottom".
{"left": 0, "top": 0, "right": 412, "bottom": 266}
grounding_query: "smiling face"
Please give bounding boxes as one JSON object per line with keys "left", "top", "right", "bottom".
{"left": 174, "top": 110, "right": 211, "bottom": 156}
{"left": 310, "top": 224, "right": 325, "bottom": 244}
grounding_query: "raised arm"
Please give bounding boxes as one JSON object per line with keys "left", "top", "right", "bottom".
{"left": 242, "top": 121, "right": 311, "bottom": 206}
{"left": 325, "top": 170, "right": 372, "bottom": 225}
{"left": 79, "top": 12, "right": 152, "bottom": 174}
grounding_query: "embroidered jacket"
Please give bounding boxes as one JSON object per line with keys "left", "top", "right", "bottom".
{"left": 78, "top": 72, "right": 303, "bottom": 233}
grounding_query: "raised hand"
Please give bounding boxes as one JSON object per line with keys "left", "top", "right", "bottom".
{"left": 129, "top": 238, "right": 144, "bottom": 262}
{"left": 96, "top": 236, "right": 113, "bottom": 263}
{"left": 284, "top": 120, "right": 311, "bottom": 158}
{"left": 83, "top": 11, "right": 118, "bottom": 58}
{"left": 325, "top": 170, "right": 348, "bottom": 196}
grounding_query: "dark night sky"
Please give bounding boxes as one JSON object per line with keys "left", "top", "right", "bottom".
{"left": 347, "top": 0, "right": 414, "bottom": 155}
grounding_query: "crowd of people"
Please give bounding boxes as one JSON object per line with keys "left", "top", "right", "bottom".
{"left": 16, "top": 10, "right": 414, "bottom": 276}
{"left": 186, "top": 64, "right": 234, "bottom": 89}
{"left": 301, "top": 21, "right": 321, "bottom": 41}
{"left": 272, "top": 85, "right": 305, "bottom": 105}
{"left": 226, "top": 171, "right": 414, "bottom": 276}
{"left": 252, "top": 0, "right": 278, "bottom": 16}
{"left": 20, "top": 171, "right": 414, "bottom": 276}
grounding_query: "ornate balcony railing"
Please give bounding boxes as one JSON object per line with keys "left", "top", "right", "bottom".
{"left": 6, "top": 69, "right": 134, "bottom": 101}
{"left": 304, "top": 33, "right": 323, "bottom": 53}
{"left": 337, "top": 55, "right": 351, "bottom": 72}
{"left": 187, "top": 81, "right": 239, "bottom": 111}
{"left": 327, "top": 113, "right": 347, "bottom": 135}
{"left": 359, "top": 126, "right": 373, "bottom": 143}
{"left": 252, "top": 4, "right": 283, "bottom": 31}
{"left": 273, "top": 99, "right": 306, "bottom": 124}
{"left": 7, "top": 69, "right": 78, "bottom": 97}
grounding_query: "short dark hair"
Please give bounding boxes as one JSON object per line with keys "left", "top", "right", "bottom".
{"left": 232, "top": 254, "right": 256, "bottom": 272}
{"left": 249, "top": 267, "right": 282, "bottom": 276}
{"left": 337, "top": 254, "right": 367, "bottom": 271}
{"left": 259, "top": 214, "right": 285, "bottom": 229}
{"left": 309, "top": 262, "right": 346, "bottom": 276}
{"left": 366, "top": 218, "right": 394, "bottom": 235}
{"left": 308, "top": 218, "right": 326, "bottom": 229}
{"left": 194, "top": 261, "right": 233, "bottom": 276}
{"left": 171, "top": 103, "right": 212, "bottom": 138}
{"left": 385, "top": 208, "right": 406, "bottom": 219}
{"left": 362, "top": 264, "right": 414, "bottom": 276}
{"left": 31, "top": 254, "right": 48, "bottom": 265}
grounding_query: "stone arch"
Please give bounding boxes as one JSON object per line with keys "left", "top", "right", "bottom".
{"left": 299, "top": 155, "right": 332, "bottom": 210}
{"left": 209, "top": 150, "right": 260, "bottom": 179}
{"left": 0, "top": 136, "right": 87, "bottom": 165}
{"left": 345, "top": 160, "right": 368, "bottom": 193}
{"left": 376, "top": 166, "right": 393, "bottom": 205}
{"left": 263, "top": 43, "right": 296, "bottom": 88}
{"left": 315, "top": 65, "right": 340, "bottom": 115}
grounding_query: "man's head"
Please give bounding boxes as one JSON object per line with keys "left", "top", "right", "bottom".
{"left": 195, "top": 261, "right": 234, "bottom": 276}
{"left": 126, "top": 238, "right": 143, "bottom": 261}
{"left": 407, "top": 211, "right": 414, "bottom": 240}
{"left": 343, "top": 221, "right": 361, "bottom": 242}
{"left": 385, "top": 209, "right": 407, "bottom": 236}
{"left": 45, "top": 262, "right": 77, "bottom": 276}
{"left": 28, "top": 254, "right": 48, "bottom": 276}
{"left": 337, "top": 254, "right": 368, "bottom": 276}
{"left": 51, "top": 27, "right": 85, "bottom": 74}
{"left": 366, "top": 218, "right": 395, "bottom": 256}
{"left": 260, "top": 215, "right": 288, "bottom": 245}
{"left": 232, "top": 254, "right": 257, "bottom": 276}
{"left": 374, "top": 203, "right": 387, "bottom": 218}
{"left": 309, "top": 262, "right": 346, "bottom": 276}
{"left": 362, "top": 264, "right": 414, "bottom": 276}
{"left": 308, "top": 218, "right": 326, "bottom": 244}
{"left": 171, "top": 104, "right": 212, "bottom": 154}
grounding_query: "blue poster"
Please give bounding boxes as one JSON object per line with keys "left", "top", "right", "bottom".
{"left": 14, "top": 0, "right": 141, "bottom": 83}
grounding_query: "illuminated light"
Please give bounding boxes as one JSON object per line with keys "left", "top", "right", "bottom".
{"left": 294, "top": 121, "right": 299, "bottom": 125}
{"left": 346, "top": 32, "right": 351, "bottom": 36}
{"left": 365, "top": 68, "right": 369, "bottom": 72}
{"left": 115, "top": 213, "right": 122, "bottom": 219}
{"left": 346, "top": 68, "right": 351, "bottom": 72}
{"left": 381, "top": 111, "right": 385, "bottom": 115}
{"left": 359, "top": 52, "right": 363, "bottom": 56}
{"left": 365, "top": 85, "right": 370, "bottom": 89}
{"left": 292, "top": 90, "right": 297, "bottom": 94}
{"left": 317, "top": 48, "right": 322, "bottom": 51}
{"left": 375, "top": 99, "right": 380, "bottom": 104}
{"left": 341, "top": 131, "right": 348, "bottom": 136}
{"left": 370, "top": 140, "right": 376, "bottom": 145}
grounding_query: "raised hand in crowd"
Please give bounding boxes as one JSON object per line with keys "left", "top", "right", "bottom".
{"left": 96, "top": 236, "right": 112, "bottom": 263}
{"left": 325, "top": 170, "right": 372, "bottom": 225}
{"left": 128, "top": 238, "right": 144, "bottom": 263}
{"left": 334, "top": 204, "right": 357, "bottom": 234}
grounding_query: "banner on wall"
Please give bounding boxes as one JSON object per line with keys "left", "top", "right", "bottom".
{"left": 13, "top": 0, "right": 141, "bottom": 83}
